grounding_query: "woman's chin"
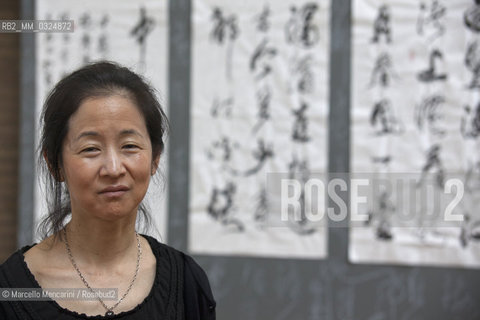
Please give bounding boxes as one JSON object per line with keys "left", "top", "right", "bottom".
{"left": 94, "top": 208, "right": 138, "bottom": 222}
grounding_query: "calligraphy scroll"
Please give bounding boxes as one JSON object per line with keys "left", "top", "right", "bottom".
{"left": 350, "top": 0, "right": 480, "bottom": 268}
{"left": 189, "top": 0, "right": 330, "bottom": 258}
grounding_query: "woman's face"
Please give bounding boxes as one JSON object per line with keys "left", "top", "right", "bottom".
{"left": 60, "top": 93, "right": 158, "bottom": 222}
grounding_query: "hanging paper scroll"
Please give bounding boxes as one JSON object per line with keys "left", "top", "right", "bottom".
{"left": 35, "top": 0, "right": 169, "bottom": 240}
{"left": 350, "top": 0, "right": 480, "bottom": 268}
{"left": 189, "top": 0, "right": 330, "bottom": 258}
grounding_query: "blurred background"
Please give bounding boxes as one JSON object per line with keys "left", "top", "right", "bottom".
{"left": 1, "top": 0, "right": 480, "bottom": 319}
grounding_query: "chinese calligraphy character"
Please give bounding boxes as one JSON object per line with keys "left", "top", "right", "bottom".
{"left": 285, "top": 3, "right": 320, "bottom": 48}
{"left": 369, "top": 52, "right": 397, "bottom": 88}
{"left": 371, "top": 5, "right": 392, "bottom": 43}
{"left": 250, "top": 39, "right": 277, "bottom": 80}
{"left": 292, "top": 102, "right": 310, "bottom": 142}
{"left": 417, "top": 144, "right": 445, "bottom": 188}
{"left": 370, "top": 99, "right": 404, "bottom": 135}
{"left": 207, "top": 182, "right": 244, "bottom": 232}
{"left": 254, "top": 186, "right": 269, "bottom": 227}
{"left": 231, "top": 139, "right": 273, "bottom": 176}
{"left": 415, "top": 95, "right": 446, "bottom": 136}
{"left": 211, "top": 96, "right": 234, "bottom": 118}
{"left": 210, "top": 7, "right": 239, "bottom": 81}
{"left": 130, "top": 7, "right": 155, "bottom": 71}
{"left": 464, "top": 0, "right": 480, "bottom": 33}
{"left": 417, "top": 1, "right": 446, "bottom": 41}
{"left": 98, "top": 14, "right": 110, "bottom": 57}
{"left": 460, "top": 214, "right": 480, "bottom": 247}
{"left": 254, "top": 5, "right": 271, "bottom": 32}
{"left": 365, "top": 189, "right": 395, "bottom": 241}
{"left": 79, "top": 12, "right": 92, "bottom": 63}
{"left": 290, "top": 54, "right": 314, "bottom": 94}
{"left": 211, "top": 7, "right": 238, "bottom": 44}
{"left": 252, "top": 86, "right": 271, "bottom": 134}
{"left": 417, "top": 49, "right": 447, "bottom": 82}
{"left": 286, "top": 155, "right": 317, "bottom": 235}
{"left": 205, "top": 136, "right": 236, "bottom": 164}
{"left": 465, "top": 40, "right": 480, "bottom": 89}
{"left": 461, "top": 103, "right": 480, "bottom": 138}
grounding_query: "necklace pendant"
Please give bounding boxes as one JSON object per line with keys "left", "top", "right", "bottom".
{"left": 105, "top": 310, "right": 114, "bottom": 316}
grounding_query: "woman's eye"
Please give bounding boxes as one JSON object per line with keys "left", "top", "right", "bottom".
{"left": 82, "top": 147, "right": 98, "bottom": 153}
{"left": 123, "top": 144, "right": 139, "bottom": 150}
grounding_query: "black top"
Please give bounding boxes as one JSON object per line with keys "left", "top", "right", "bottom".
{"left": 0, "top": 235, "right": 216, "bottom": 320}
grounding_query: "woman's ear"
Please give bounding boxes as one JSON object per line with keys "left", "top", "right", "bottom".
{"left": 43, "top": 151, "right": 64, "bottom": 182}
{"left": 151, "top": 154, "right": 161, "bottom": 176}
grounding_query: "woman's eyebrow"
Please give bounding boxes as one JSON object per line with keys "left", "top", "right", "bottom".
{"left": 74, "top": 129, "right": 145, "bottom": 142}
{"left": 119, "top": 129, "right": 145, "bottom": 138}
{"left": 75, "top": 131, "right": 99, "bottom": 142}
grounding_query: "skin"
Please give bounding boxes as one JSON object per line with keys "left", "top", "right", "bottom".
{"left": 24, "top": 93, "right": 160, "bottom": 316}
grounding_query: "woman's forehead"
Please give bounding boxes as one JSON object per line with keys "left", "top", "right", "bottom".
{"left": 70, "top": 95, "right": 145, "bottom": 125}
{"left": 65, "top": 95, "right": 149, "bottom": 139}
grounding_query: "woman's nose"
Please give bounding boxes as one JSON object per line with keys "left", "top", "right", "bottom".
{"left": 100, "top": 150, "right": 126, "bottom": 177}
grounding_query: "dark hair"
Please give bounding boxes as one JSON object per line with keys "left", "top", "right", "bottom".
{"left": 37, "top": 61, "right": 168, "bottom": 239}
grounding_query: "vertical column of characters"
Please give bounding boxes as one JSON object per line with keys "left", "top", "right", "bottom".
{"left": 40, "top": 14, "right": 56, "bottom": 96}
{"left": 283, "top": 3, "right": 322, "bottom": 235}
{"left": 414, "top": 1, "right": 448, "bottom": 191}
{"left": 204, "top": 5, "right": 245, "bottom": 232}
{"left": 130, "top": 6, "right": 156, "bottom": 72}
{"left": 365, "top": 4, "right": 400, "bottom": 241}
{"left": 249, "top": 5, "right": 276, "bottom": 230}
{"left": 97, "top": 14, "right": 109, "bottom": 60}
{"left": 460, "top": 0, "right": 480, "bottom": 248}
{"left": 412, "top": 1, "right": 450, "bottom": 240}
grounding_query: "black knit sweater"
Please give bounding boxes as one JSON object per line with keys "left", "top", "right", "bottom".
{"left": 0, "top": 235, "right": 216, "bottom": 320}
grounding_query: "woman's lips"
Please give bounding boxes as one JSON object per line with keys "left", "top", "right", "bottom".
{"left": 101, "top": 190, "right": 127, "bottom": 197}
{"left": 99, "top": 185, "right": 129, "bottom": 197}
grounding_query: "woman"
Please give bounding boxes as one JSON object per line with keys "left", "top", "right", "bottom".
{"left": 0, "top": 62, "right": 216, "bottom": 319}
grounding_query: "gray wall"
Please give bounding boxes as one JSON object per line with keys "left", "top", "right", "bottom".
{"left": 19, "top": 1, "right": 480, "bottom": 319}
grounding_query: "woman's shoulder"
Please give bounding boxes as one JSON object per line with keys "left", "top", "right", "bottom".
{"left": 139, "top": 234, "right": 211, "bottom": 284}
{"left": 0, "top": 244, "right": 35, "bottom": 286}
{"left": 0, "top": 249, "right": 19, "bottom": 279}
{"left": 0, "top": 246, "right": 37, "bottom": 319}
{"left": 140, "top": 234, "right": 216, "bottom": 319}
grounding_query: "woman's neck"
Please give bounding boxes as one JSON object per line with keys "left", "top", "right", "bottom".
{"left": 63, "top": 217, "right": 138, "bottom": 268}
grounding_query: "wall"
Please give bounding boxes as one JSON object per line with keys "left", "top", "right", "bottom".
{"left": 0, "top": 0, "right": 19, "bottom": 263}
